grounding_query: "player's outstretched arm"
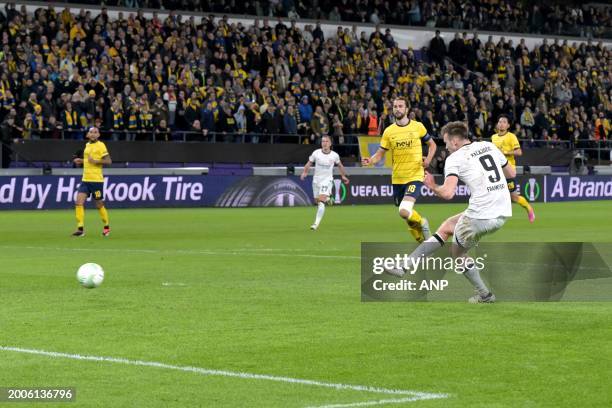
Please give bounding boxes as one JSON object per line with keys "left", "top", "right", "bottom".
{"left": 361, "top": 147, "right": 386, "bottom": 166}
{"left": 423, "top": 138, "right": 437, "bottom": 168}
{"left": 424, "top": 171, "right": 458, "bottom": 200}
{"left": 300, "top": 161, "right": 313, "bottom": 180}
{"left": 337, "top": 161, "right": 350, "bottom": 184}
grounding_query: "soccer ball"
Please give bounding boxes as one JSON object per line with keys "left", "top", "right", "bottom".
{"left": 76, "top": 263, "right": 105, "bottom": 288}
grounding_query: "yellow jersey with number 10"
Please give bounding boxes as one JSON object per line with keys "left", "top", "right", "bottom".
{"left": 380, "top": 120, "right": 430, "bottom": 184}
{"left": 82, "top": 141, "right": 109, "bottom": 182}
{"left": 491, "top": 131, "right": 520, "bottom": 167}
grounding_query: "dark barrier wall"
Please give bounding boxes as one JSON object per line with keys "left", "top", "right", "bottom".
{"left": 516, "top": 148, "right": 573, "bottom": 166}
{"left": 11, "top": 140, "right": 318, "bottom": 164}
{"left": 12, "top": 141, "right": 572, "bottom": 166}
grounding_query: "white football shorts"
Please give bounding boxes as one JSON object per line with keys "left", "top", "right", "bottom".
{"left": 312, "top": 179, "right": 333, "bottom": 198}
{"left": 453, "top": 214, "right": 507, "bottom": 249}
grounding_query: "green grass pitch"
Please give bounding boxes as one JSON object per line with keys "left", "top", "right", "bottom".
{"left": 1, "top": 202, "right": 611, "bottom": 407}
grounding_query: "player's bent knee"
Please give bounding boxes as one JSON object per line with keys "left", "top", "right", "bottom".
{"left": 436, "top": 224, "right": 453, "bottom": 240}
{"left": 437, "top": 218, "right": 458, "bottom": 239}
{"left": 75, "top": 194, "right": 87, "bottom": 206}
{"left": 436, "top": 230, "right": 451, "bottom": 241}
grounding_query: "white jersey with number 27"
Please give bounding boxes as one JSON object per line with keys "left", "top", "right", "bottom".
{"left": 309, "top": 149, "right": 340, "bottom": 183}
{"left": 444, "top": 141, "right": 512, "bottom": 219}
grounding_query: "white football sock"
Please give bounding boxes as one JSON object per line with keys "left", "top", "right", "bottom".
{"left": 402, "top": 234, "right": 444, "bottom": 274}
{"left": 464, "top": 265, "right": 490, "bottom": 296}
{"left": 407, "top": 234, "right": 444, "bottom": 259}
{"left": 314, "top": 202, "right": 325, "bottom": 226}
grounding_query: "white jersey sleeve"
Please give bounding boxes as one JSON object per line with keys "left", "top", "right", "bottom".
{"left": 444, "top": 153, "right": 461, "bottom": 180}
{"left": 444, "top": 141, "right": 512, "bottom": 219}
{"left": 308, "top": 150, "right": 317, "bottom": 164}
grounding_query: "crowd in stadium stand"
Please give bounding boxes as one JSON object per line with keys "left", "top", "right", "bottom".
{"left": 67, "top": 0, "right": 611, "bottom": 39}
{"left": 0, "top": 3, "right": 610, "bottom": 153}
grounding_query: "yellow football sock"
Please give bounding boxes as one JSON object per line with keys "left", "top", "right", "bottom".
{"left": 98, "top": 206, "right": 109, "bottom": 226}
{"left": 75, "top": 205, "right": 84, "bottom": 228}
{"left": 408, "top": 209, "right": 423, "bottom": 225}
{"left": 406, "top": 210, "right": 425, "bottom": 242}
{"left": 408, "top": 227, "right": 424, "bottom": 242}
{"left": 515, "top": 195, "right": 532, "bottom": 212}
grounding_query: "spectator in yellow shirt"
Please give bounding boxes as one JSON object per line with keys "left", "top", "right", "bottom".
{"left": 69, "top": 22, "right": 86, "bottom": 41}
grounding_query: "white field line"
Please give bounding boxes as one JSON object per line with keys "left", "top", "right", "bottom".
{"left": 161, "top": 282, "right": 187, "bottom": 287}
{"left": 0, "top": 346, "right": 448, "bottom": 407}
{"left": 306, "top": 396, "right": 439, "bottom": 408}
{"left": 0, "top": 245, "right": 359, "bottom": 260}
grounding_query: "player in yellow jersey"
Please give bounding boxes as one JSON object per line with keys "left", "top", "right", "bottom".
{"left": 491, "top": 115, "right": 535, "bottom": 223}
{"left": 361, "top": 97, "right": 437, "bottom": 242}
{"left": 72, "top": 127, "right": 112, "bottom": 237}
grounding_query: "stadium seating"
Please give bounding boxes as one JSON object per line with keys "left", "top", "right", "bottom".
{"left": 60, "top": 1, "right": 612, "bottom": 39}
{"left": 0, "top": 2, "right": 610, "bottom": 168}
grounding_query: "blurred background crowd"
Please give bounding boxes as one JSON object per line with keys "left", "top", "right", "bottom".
{"left": 71, "top": 0, "right": 612, "bottom": 39}
{"left": 0, "top": 1, "right": 609, "bottom": 156}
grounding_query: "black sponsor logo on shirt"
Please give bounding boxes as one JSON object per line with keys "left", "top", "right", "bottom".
{"left": 394, "top": 140, "right": 415, "bottom": 148}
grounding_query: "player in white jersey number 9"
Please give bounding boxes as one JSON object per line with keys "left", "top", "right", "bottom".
{"left": 300, "top": 136, "right": 350, "bottom": 230}
{"left": 386, "top": 122, "right": 516, "bottom": 303}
